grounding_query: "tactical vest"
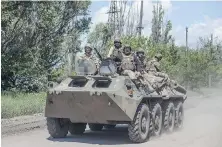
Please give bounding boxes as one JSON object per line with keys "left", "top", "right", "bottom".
{"left": 120, "top": 53, "right": 135, "bottom": 71}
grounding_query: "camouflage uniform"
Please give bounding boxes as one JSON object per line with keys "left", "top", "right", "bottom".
{"left": 146, "top": 54, "right": 168, "bottom": 79}
{"left": 145, "top": 53, "right": 170, "bottom": 87}
{"left": 80, "top": 44, "right": 101, "bottom": 69}
{"left": 119, "top": 45, "right": 138, "bottom": 80}
{"left": 135, "top": 49, "right": 146, "bottom": 73}
{"left": 107, "top": 38, "right": 123, "bottom": 59}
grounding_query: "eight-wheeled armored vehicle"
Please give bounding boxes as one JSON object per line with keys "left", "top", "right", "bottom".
{"left": 45, "top": 55, "right": 187, "bottom": 143}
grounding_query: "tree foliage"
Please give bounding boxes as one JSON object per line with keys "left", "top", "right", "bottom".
{"left": 1, "top": 1, "right": 91, "bottom": 92}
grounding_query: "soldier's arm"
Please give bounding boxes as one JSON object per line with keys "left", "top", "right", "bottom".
{"left": 107, "top": 47, "right": 114, "bottom": 57}
{"left": 154, "top": 62, "right": 161, "bottom": 72}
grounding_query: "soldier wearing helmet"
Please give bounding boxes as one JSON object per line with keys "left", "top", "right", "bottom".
{"left": 79, "top": 43, "right": 101, "bottom": 69}
{"left": 146, "top": 53, "right": 162, "bottom": 72}
{"left": 119, "top": 45, "right": 142, "bottom": 81}
{"left": 107, "top": 38, "right": 123, "bottom": 58}
{"left": 146, "top": 53, "right": 170, "bottom": 84}
{"left": 120, "top": 45, "right": 135, "bottom": 71}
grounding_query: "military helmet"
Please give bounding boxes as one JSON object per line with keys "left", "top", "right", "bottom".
{"left": 123, "top": 44, "right": 131, "bottom": 50}
{"left": 84, "top": 43, "right": 92, "bottom": 55}
{"left": 114, "top": 37, "right": 121, "bottom": 44}
{"left": 155, "top": 53, "right": 162, "bottom": 60}
{"left": 136, "top": 48, "right": 145, "bottom": 54}
{"left": 85, "top": 43, "right": 92, "bottom": 49}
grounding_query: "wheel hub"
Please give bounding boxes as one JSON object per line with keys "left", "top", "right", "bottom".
{"left": 169, "top": 112, "right": 173, "bottom": 125}
{"left": 154, "top": 116, "right": 160, "bottom": 130}
{"left": 141, "top": 117, "right": 147, "bottom": 131}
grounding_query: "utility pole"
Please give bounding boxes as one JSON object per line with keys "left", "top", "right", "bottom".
{"left": 107, "top": 0, "right": 126, "bottom": 39}
{"left": 137, "top": 0, "right": 143, "bottom": 36}
{"left": 185, "top": 27, "right": 189, "bottom": 89}
{"left": 186, "top": 27, "right": 188, "bottom": 58}
{"left": 210, "top": 33, "right": 213, "bottom": 59}
{"left": 209, "top": 33, "right": 213, "bottom": 88}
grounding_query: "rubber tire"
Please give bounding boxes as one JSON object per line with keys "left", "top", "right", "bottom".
{"left": 128, "top": 103, "right": 151, "bottom": 143}
{"left": 150, "top": 103, "right": 162, "bottom": 136}
{"left": 104, "top": 124, "right": 116, "bottom": 129}
{"left": 69, "top": 123, "right": 86, "bottom": 135}
{"left": 175, "top": 102, "right": 184, "bottom": 129}
{"left": 163, "top": 102, "right": 175, "bottom": 133}
{"left": 88, "top": 123, "right": 104, "bottom": 131}
{"left": 46, "top": 117, "right": 69, "bottom": 138}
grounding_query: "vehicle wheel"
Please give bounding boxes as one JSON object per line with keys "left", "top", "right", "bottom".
{"left": 150, "top": 103, "right": 162, "bottom": 136}
{"left": 163, "top": 102, "right": 175, "bottom": 133}
{"left": 175, "top": 102, "right": 184, "bottom": 129}
{"left": 104, "top": 124, "right": 116, "bottom": 129}
{"left": 88, "top": 123, "right": 104, "bottom": 131}
{"left": 128, "top": 103, "right": 151, "bottom": 143}
{"left": 69, "top": 123, "right": 86, "bottom": 135}
{"left": 46, "top": 117, "right": 69, "bottom": 138}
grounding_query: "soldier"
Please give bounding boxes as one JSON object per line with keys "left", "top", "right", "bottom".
{"left": 80, "top": 43, "right": 101, "bottom": 69}
{"left": 146, "top": 53, "right": 170, "bottom": 83}
{"left": 107, "top": 38, "right": 123, "bottom": 59}
{"left": 135, "top": 49, "right": 146, "bottom": 73}
{"left": 119, "top": 45, "right": 139, "bottom": 80}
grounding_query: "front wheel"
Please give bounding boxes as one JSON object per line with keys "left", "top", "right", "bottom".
{"left": 46, "top": 117, "right": 69, "bottom": 138}
{"left": 128, "top": 103, "right": 151, "bottom": 143}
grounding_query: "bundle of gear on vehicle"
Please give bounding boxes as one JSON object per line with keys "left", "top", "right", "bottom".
{"left": 45, "top": 38, "right": 187, "bottom": 143}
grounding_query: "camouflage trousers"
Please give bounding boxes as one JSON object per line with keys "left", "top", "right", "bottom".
{"left": 142, "top": 71, "right": 170, "bottom": 89}
{"left": 148, "top": 71, "right": 170, "bottom": 82}
{"left": 122, "top": 70, "right": 137, "bottom": 80}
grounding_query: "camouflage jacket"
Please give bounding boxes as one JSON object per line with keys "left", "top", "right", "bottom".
{"left": 107, "top": 46, "right": 123, "bottom": 59}
{"left": 79, "top": 53, "right": 101, "bottom": 69}
{"left": 145, "top": 58, "right": 160, "bottom": 72}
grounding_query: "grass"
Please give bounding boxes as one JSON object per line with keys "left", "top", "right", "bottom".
{"left": 1, "top": 92, "right": 46, "bottom": 119}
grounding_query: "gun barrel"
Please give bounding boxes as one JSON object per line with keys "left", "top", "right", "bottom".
{"left": 93, "top": 48, "right": 103, "bottom": 61}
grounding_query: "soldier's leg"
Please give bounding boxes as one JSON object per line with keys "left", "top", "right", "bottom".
{"left": 155, "top": 72, "right": 171, "bottom": 86}
{"left": 124, "top": 70, "right": 136, "bottom": 79}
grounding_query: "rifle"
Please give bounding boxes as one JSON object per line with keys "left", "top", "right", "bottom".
{"left": 93, "top": 48, "right": 103, "bottom": 61}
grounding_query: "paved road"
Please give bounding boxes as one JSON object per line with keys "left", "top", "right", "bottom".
{"left": 2, "top": 94, "right": 222, "bottom": 147}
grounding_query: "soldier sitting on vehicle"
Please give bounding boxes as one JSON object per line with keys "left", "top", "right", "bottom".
{"left": 134, "top": 49, "right": 156, "bottom": 92}
{"left": 107, "top": 38, "right": 122, "bottom": 61}
{"left": 146, "top": 53, "right": 171, "bottom": 86}
{"left": 118, "top": 45, "right": 140, "bottom": 80}
{"left": 79, "top": 43, "right": 101, "bottom": 70}
{"left": 135, "top": 49, "right": 146, "bottom": 73}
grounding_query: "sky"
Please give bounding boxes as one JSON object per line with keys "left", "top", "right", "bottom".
{"left": 82, "top": 0, "right": 222, "bottom": 48}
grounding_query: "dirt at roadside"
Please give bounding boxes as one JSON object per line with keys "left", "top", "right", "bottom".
{"left": 1, "top": 113, "right": 46, "bottom": 137}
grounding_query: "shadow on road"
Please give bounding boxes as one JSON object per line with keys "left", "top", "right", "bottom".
{"left": 47, "top": 125, "right": 135, "bottom": 145}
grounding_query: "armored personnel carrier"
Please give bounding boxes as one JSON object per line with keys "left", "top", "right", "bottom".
{"left": 45, "top": 56, "right": 187, "bottom": 143}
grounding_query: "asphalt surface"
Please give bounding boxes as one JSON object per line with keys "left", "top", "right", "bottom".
{"left": 2, "top": 91, "right": 222, "bottom": 147}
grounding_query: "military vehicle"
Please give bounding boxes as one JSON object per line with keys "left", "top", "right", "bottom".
{"left": 45, "top": 54, "right": 187, "bottom": 143}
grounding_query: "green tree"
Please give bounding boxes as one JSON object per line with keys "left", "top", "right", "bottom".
{"left": 87, "top": 23, "right": 112, "bottom": 56}
{"left": 1, "top": 1, "right": 91, "bottom": 91}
